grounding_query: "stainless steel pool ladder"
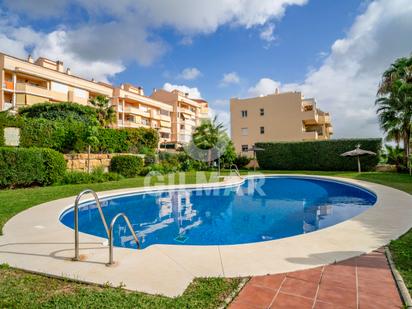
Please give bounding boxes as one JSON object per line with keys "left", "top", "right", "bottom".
{"left": 73, "top": 189, "right": 140, "bottom": 265}
{"left": 230, "top": 164, "right": 242, "bottom": 179}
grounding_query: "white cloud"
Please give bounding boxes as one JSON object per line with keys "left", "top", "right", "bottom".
{"left": 260, "top": 23, "right": 276, "bottom": 43}
{"left": 248, "top": 0, "right": 412, "bottom": 138}
{"left": 221, "top": 72, "right": 240, "bottom": 86}
{"left": 2, "top": 0, "right": 308, "bottom": 81}
{"left": 248, "top": 78, "right": 281, "bottom": 96}
{"left": 163, "top": 82, "right": 202, "bottom": 99}
{"left": 178, "top": 67, "right": 202, "bottom": 80}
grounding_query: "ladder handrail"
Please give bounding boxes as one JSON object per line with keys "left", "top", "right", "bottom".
{"left": 73, "top": 189, "right": 109, "bottom": 261}
{"left": 108, "top": 213, "right": 140, "bottom": 265}
{"left": 230, "top": 164, "right": 242, "bottom": 178}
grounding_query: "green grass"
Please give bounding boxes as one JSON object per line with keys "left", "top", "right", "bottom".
{"left": 0, "top": 264, "right": 241, "bottom": 309}
{"left": 0, "top": 170, "right": 411, "bottom": 307}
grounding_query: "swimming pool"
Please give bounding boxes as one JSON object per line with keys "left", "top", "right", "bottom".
{"left": 60, "top": 176, "right": 377, "bottom": 249}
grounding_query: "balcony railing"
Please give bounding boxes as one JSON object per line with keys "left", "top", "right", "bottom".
{"left": 15, "top": 83, "right": 58, "bottom": 100}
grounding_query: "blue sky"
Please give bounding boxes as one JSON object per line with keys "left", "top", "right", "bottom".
{"left": 1, "top": 0, "right": 411, "bottom": 137}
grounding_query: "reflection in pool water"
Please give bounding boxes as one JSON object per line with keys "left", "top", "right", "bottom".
{"left": 60, "top": 177, "right": 376, "bottom": 249}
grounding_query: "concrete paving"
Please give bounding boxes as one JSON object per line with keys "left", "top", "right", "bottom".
{"left": 0, "top": 175, "right": 411, "bottom": 297}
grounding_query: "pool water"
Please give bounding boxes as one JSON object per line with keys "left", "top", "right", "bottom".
{"left": 60, "top": 177, "right": 376, "bottom": 249}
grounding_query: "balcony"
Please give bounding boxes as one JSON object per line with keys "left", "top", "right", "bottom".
{"left": 159, "top": 127, "right": 171, "bottom": 134}
{"left": 178, "top": 107, "right": 195, "bottom": 116}
{"left": 15, "top": 83, "right": 55, "bottom": 99}
{"left": 302, "top": 109, "right": 319, "bottom": 125}
{"left": 3, "top": 81, "right": 14, "bottom": 90}
{"left": 327, "top": 126, "right": 334, "bottom": 135}
{"left": 318, "top": 114, "right": 331, "bottom": 125}
{"left": 123, "top": 105, "right": 151, "bottom": 117}
{"left": 160, "top": 114, "right": 171, "bottom": 121}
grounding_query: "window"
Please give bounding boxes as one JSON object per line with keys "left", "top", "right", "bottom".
{"left": 260, "top": 126, "right": 265, "bottom": 134}
{"left": 260, "top": 108, "right": 264, "bottom": 116}
{"left": 241, "top": 145, "right": 249, "bottom": 152}
{"left": 241, "top": 127, "right": 248, "bottom": 136}
{"left": 241, "top": 110, "right": 248, "bottom": 118}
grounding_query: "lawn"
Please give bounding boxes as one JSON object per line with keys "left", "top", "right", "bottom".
{"left": 0, "top": 170, "right": 411, "bottom": 307}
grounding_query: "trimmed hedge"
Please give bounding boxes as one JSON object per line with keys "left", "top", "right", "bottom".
{"left": 110, "top": 155, "right": 144, "bottom": 178}
{"left": 0, "top": 147, "right": 66, "bottom": 188}
{"left": 256, "top": 139, "right": 382, "bottom": 171}
{"left": 0, "top": 113, "right": 159, "bottom": 154}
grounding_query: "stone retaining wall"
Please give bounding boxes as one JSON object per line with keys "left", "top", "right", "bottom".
{"left": 64, "top": 153, "right": 142, "bottom": 172}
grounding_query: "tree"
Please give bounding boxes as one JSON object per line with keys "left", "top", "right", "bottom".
{"left": 381, "top": 145, "right": 403, "bottom": 166}
{"left": 192, "top": 116, "right": 226, "bottom": 165}
{"left": 89, "top": 95, "right": 116, "bottom": 127}
{"left": 85, "top": 125, "right": 99, "bottom": 173}
{"left": 376, "top": 55, "right": 412, "bottom": 167}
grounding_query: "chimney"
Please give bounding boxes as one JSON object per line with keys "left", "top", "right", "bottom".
{"left": 138, "top": 86, "right": 144, "bottom": 96}
{"left": 56, "top": 60, "right": 64, "bottom": 72}
{"left": 28, "top": 55, "right": 34, "bottom": 63}
{"left": 275, "top": 88, "right": 279, "bottom": 95}
{"left": 91, "top": 78, "right": 96, "bottom": 82}
{"left": 66, "top": 68, "right": 71, "bottom": 75}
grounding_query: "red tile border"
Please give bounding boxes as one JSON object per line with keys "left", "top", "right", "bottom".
{"left": 229, "top": 248, "right": 403, "bottom": 309}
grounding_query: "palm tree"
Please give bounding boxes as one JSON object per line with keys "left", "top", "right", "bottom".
{"left": 192, "top": 116, "right": 226, "bottom": 165}
{"left": 376, "top": 55, "right": 412, "bottom": 166}
{"left": 381, "top": 144, "right": 403, "bottom": 166}
{"left": 89, "top": 95, "right": 116, "bottom": 127}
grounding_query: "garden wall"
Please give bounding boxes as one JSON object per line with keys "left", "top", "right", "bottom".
{"left": 256, "top": 138, "right": 382, "bottom": 171}
{"left": 64, "top": 153, "right": 144, "bottom": 172}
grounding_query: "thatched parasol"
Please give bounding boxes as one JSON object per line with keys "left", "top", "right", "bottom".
{"left": 340, "top": 144, "right": 376, "bottom": 173}
{"left": 246, "top": 145, "right": 265, "bottom": 171}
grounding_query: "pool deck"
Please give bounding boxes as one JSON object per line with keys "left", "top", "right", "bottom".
{"left": 0, "top": 175, "right": 412, "bottom": 297}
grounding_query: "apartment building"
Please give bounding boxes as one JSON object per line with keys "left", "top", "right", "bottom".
{"left": 0, "top": 52, "right": 209, "bottom": 145}
{"left": 112, "top": 84, "right": 173, "bottom": 142}
{"left": 230, "top": 90, "right": 333, "bottom": 154}
{"left": 151, "top": 89, "right": 209, "bottom": 144}
{"left": 0, "top": 53, "right": 113, "bottom": 111}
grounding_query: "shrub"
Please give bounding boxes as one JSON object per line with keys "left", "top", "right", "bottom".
{"left": 18, "top": 102, "right": 98, "bottom": 125}
{"left": 0, "top": 113, "right": 158, "bottom": 154}
{"left": 0, "top": 147, "right": 66, "bottom": 188}
{"left": 110, "top": 155, "right": 144, "bottom": 177}
{"left": 256, "top": 139, "right": 382, "bottom": 171}
{"left": 58, "top": 168, "right": 123, "bottom": 185}
{"left": 234, "top": 155, "right": 251, "bottom": 168}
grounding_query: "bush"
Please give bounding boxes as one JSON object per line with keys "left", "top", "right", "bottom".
{"left": 234, "top": 155, "right": 251, "bottom": 168}
{"left": 0, "top": 147, "right": 66, "bottom": 188}
{"left": 58, "top": 168, "right": 123, "bottom": 185}
{"left": 110, "top": 155, "right": 144, "bottom": 177}
{"left": 0, "top": 114, "right": 158, "bottom": 154}
{"left": 256, "top": 139, "right": 382, "bottom": 171}
{"left": 18, "top": 102, "right": 98, "bottom": 125}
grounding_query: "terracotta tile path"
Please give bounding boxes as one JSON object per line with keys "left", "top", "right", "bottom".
{"left": 229, "top": 248, "right": 403, "bottom": 308}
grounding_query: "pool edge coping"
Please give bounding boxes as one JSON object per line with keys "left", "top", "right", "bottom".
{"left": 1, "top": 174, "right": 412, "bottom": 297}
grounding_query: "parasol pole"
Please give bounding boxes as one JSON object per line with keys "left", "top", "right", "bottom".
{"left": 357, "top": 156, "right": 361, "bottom": 173}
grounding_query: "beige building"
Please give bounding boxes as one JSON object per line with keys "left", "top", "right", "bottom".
{"left": 0, "top": 52, "right": 209, "bottom": 145}
{"left": 151, "top": 89, "right": 209, "bottom": 144}
{"left": 230, "top": 90, "right": 333, "bottom": 154}
{"left": 112, "top": 84, "right": 173, "bottom": 142}
{"left": 0, "top": 53, "right": 113, "bottom": 111}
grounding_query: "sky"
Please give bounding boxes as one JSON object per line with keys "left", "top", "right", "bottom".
{"left": 0, "top": 0, "right": 411, "bottom": 138}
